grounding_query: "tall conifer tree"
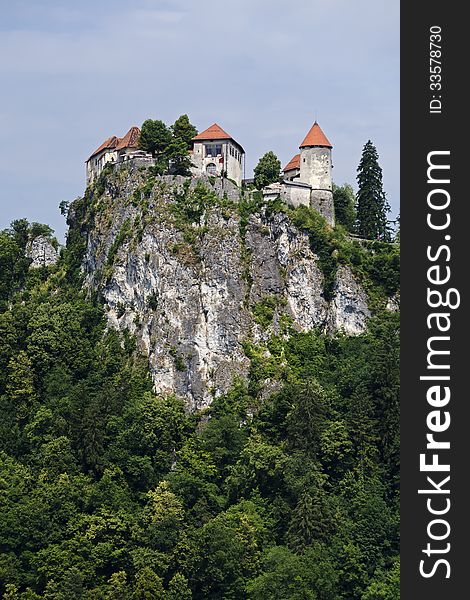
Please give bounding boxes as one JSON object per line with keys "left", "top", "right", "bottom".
{"left": 356, "top": 141, "right": 390, "bottom": 240}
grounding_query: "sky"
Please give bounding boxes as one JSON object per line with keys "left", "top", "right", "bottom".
{"left": 0, "top": 0, "right": 399, "bottom": 241}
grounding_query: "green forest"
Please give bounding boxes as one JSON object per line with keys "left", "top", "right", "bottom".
{"left": 0, "top": 198, "right": 399, "bottom": 598}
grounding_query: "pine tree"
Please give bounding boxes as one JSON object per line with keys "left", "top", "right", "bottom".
{"left": 171, "top": 114, "right": 198, "bottom": 149}
{"left": 356, "top": 141, "right": 391, "bottom": 240}
{"left": 106, "top": 571, "right": 129, "bottom": 600}
{"left": 167, "top": 573, "right": 192, "bottom": 599}
{"left": 168, "top": 115, "right": 198, "bottom": 175}
{"left": 394, "top": 213, "right": 400, "bottom": 243}
{"left": 167, "top": 136, "right": 194, "bottom": 176}
{"left": 287, "top": 491, "right": 330, "bottom": 552}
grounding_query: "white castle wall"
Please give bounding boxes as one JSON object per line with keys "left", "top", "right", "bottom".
{"left": 191, "top": 140, "right": 243, "bottom": 186}
{"left": 299, "top": 146, "right": 332, "bottom": 191}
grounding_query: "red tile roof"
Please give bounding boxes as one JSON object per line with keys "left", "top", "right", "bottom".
{"left": 89, "top": 135, "right": 119, "bottom": 159}
{"left": 115, "top": 126, "right": 140, "bottom": 150}
{"left": 193, "top": 123, "right": 232, "bottom": 141}
{"left": 193, "top": 122, "right": 245, "bottom": 154}
{"left": 88, "top": 126, "right": 141, "bottom": 161}
{"left": 283, "top": 153, "right": 300, "bottom": 172}
{"left": 299, "top": 122, "right": 332, "bottom": 148}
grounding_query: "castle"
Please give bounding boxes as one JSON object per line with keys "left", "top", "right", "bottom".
{"left": 86, "top": 122, "right": 245, "bottom": 187}
{"left": 262, "top": 121, "right": 334, "bottom": 225}
{"left": 85, "top": 126, "right": 153, "bottom": 185}
{"left": 189, "top": 123, "right": 244, "bottom": 186}
{"left": 85, "top": 120, "right": 334, "bottom": 225}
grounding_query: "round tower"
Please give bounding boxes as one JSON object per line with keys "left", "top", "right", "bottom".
{"left": 299, "top": 122, "right": 334, "bottom": 225}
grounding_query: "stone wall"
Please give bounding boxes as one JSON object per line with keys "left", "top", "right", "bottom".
{"left": 280, "top": 181, "right": 311, "bottom": 208}
{"left": 311, "top": 189, "right": 335, "bottom": 225}
{"left": 191, "top": 141, "right": 243, "bottom": 186}
{"left": 86, "top": 149, "right": 118, "bottom": 185}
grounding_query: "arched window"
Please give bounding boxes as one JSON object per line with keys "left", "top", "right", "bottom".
{"left": 206, "top": 163, "right": 217, "bottom": 175}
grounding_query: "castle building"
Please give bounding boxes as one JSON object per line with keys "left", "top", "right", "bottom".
{"left": 86, "top": 126, "right": 153, "bottom": 185}
{"left": 263, "top": 121, "right": 335, "bottom": 225}
{"left": 283, "top": 153, "right": 301, "bottom": 181}
{"left": 85, "top": 120, "right": 334, "bottom": 226}
{"left": 190, "top": 123, "right": 245, "bottom": 187}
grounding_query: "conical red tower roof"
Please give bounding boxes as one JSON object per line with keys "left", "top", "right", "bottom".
{"left": 193, "top": 123, "right": 232, "bottom": 141}
{"left": 299, "top": 122, "right": 332, "bottom": 148}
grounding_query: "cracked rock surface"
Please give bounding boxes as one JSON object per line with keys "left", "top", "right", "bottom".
{"left": 74, "top": 169, "right": 371, "bottom": 408}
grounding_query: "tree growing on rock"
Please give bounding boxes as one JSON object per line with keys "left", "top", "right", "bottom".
{"left": 254, "top": 151, "right": 281, "bottom": 189}
{"left": 168, "top": 114, "right": 199, "bottom": 176}
{"left": 139, "top": 119, "right": 172, "bottom": 170}
{"left": 333, "top": 183, "right": 356, "bottom": 231}
{"left": 171, "top": 114, "right": 198, "bottom": 149}
{"left": 356, "top": 141, "right": 391, "bottom": 240}
{"left": 140, "top": 115, "right": 198, "bottom": 176}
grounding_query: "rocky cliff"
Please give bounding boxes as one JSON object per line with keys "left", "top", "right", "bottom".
{"left": 68, "top": 164, "right": 378, "bottom": 409}
{"left": 26, "top": 235, "right": 59, "bottom": 268}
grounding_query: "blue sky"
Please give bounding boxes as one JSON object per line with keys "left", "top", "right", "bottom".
{"left": 0, "top": 0, "right": 399, "bottom": 240}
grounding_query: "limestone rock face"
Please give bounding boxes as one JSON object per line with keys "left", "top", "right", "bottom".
{"left": 327, "top": 265, "right": 371, "bottom": 335}
{"left": 386, "top": 292, "right": 400, "bottom": 312}
{"left": 75, "top": 168, "right": 371, "bottom": 408}
{"left": 27, "top": 236, "right": 59, "bottom": 268}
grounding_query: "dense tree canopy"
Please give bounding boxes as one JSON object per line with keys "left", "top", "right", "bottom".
{"left": 0, "top": 207, "right": 399, "bottom": 598}
{"left": 138, "top": 115, "right": 198, "bottom": 177}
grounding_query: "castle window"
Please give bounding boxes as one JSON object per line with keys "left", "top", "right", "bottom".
{"left": 206, "top": 163, "right": 217, "bottom": 175}
{"left": 205, "top": 144, "right": 223, "bottom": 157}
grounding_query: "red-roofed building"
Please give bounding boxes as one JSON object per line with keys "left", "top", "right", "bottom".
{"left": 116, "top": 126, "right": 140, "bottom": 152}
{"left": 190, "top": 123, "right": 245, "bottom": 186}
{"left": 86, "top": 135, "right": 120, "bottom": 184}
{"left": 264, "top": 121, "right": 334, "bottom": 225}
{"left": 299, "top": 122, "right": 332, "bottom": 149}
{"left": 86, "top": 126, "right": 153, "bottom": 185}
{"left": 283, "top": 153, "right": 301, "bottom": 181}
{"left": 297, "top": 122, "right": 333, "bottom": 214}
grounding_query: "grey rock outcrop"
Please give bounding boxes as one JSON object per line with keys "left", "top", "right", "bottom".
{"left": 386, "top": 292, "right": 400, "bottom": 312}
{"left": 327, "top": 265, "right": 371, "bottom": 335}
{"left": 76, "top": 169, "right": 372, "bottom": 408}
{"left": 27, "top": 236, "right": 59, "bottom": 268}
